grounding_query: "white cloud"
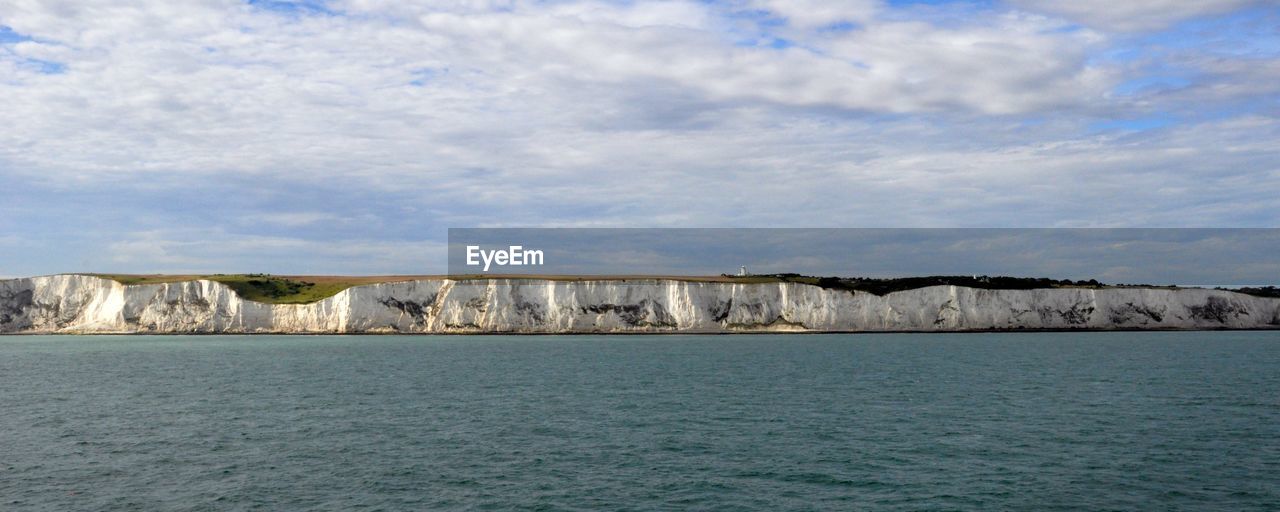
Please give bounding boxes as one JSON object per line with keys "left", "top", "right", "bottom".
{"left": 0, "top": 0, "right": 1119, "bottom": 189}
{"left": 409, "top": 4, "right": 1107, "bottom": 115}
{"left": 1008, "top": 0, "right": 1261, "bottom": 31}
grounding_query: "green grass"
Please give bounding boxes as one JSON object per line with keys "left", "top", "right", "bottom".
{"left": 89, "top": 274, "right": 366, "bottom": 304}
{"left": 207, "top": 275, "right": 347, "bottom": 304}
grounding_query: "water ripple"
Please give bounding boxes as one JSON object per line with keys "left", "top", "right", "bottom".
{"left": 1, "top": 332, "right": 1278, "bottom": 510}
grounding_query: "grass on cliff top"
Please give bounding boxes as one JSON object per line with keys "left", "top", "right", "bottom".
{"left": 88, "top": 274, "right": 422, "bottom": 304}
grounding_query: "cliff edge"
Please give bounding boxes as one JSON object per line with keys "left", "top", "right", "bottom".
{"left": 2, "top": 274, "right": 1278, "bottom": 334}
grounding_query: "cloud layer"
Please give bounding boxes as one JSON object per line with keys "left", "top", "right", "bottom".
{"left": 1, "top": 0, "right": 1277, "bottom": 275}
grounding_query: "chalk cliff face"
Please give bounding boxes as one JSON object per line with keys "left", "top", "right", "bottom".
{"left": 1, "top": 275, "right": 1278, "bottom": 334}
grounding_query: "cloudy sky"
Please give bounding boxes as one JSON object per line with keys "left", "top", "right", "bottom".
{"left": 1, "top": 0, "right": 1278, "bottom": 276}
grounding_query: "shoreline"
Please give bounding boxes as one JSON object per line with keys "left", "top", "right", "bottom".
{"left": 5, "top": 326, "right": 1279, "bottom": 336}
{"left": 4, "top": 275, "right": 1278, "bottom": 334}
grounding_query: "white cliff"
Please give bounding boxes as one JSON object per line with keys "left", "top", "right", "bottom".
{"left": 1, "top": 274, "right": 1278, "bottom": 334}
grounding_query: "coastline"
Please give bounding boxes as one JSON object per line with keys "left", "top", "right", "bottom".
{"left": 4, "top": 274, "right": 1278, "bottom": 335}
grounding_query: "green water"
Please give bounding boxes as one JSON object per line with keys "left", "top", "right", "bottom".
{"left": 2, "top": 332, "right": 1278, "bottom": 510}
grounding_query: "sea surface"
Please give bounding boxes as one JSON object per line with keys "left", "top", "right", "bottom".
{"left": 2, "top": 332, "right": 1278, "bottom": 511}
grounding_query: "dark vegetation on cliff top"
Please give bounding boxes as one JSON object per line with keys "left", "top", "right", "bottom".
{"left": 1220, "top": 286, "right": 1280, "bottom": 298}
{"left": 740, "top": 274, "right": 1113, "bottom": 296}
{"left": 732, "top": 273, "right": 1280, "bottom": 298}
{"left": 92, "top": 274, "right": 354, "bottom": 304}
{"left": 86, "top": 274, "right": 1279, "bottom": 304}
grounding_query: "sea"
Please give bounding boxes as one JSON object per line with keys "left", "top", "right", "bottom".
{"left": 2, "top": 332, "right": 1278, "bottom": 511}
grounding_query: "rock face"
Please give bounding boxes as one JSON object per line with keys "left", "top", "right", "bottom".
{"left": 1, "top": 275, "right": 1278, "bottom": 334}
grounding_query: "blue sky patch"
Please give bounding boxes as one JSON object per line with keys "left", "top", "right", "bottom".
{"left": 0, "top": 25, "right": 33, "bottom": 44}
{"left": 409, "top": 67, "right": 448, "bottom": 87}
{"left": 245, "top": 0, "right": 333, "bottom": 16}
{"left": 1089, "top": 116, "right": 1175, "bottom": 133}
{"left": 1112, "top": 75, "right": 1193, "bottom": 96}
{"left": 20, "top": 58, "right": 67, "bottom": 74}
